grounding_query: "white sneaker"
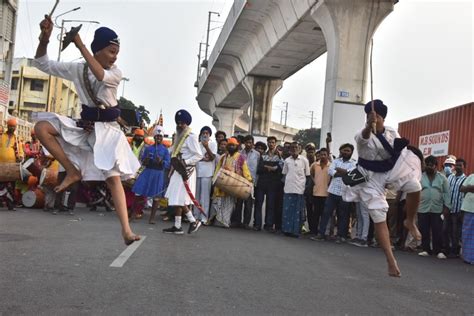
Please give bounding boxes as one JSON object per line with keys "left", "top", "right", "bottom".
{"left": 436, "top": 253, "right": 447, "bottom": 259}
{"left": 418, "top": 251, "right": 429, "bottom": 257}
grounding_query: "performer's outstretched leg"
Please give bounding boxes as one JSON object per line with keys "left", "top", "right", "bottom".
{"left": 106, "top": 176, "right": 140, "bottom": 245}
{"left": 374, "top": 222, "right": 401, "bottom": 277}
{"left": 404, "top": 191, "right": 421, "bottom": 241}
{"left": 34, "top": 121, "right": 81, "bottom": 192}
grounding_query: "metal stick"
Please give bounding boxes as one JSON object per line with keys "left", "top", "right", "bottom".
{"left": 39, "top": 0, "right": 60, "bottom": 40}
{"left": 370, "top": 38, "right": 376, "bottom": 134}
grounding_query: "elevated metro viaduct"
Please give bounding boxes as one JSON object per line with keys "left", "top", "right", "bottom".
{"left": 196, "top": 0, "right": 396, "bottom": 150}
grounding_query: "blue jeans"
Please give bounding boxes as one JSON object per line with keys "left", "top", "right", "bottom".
{"left": 318, "top": 193, "right": 350, "bottom": 237}
{"left": 254, "top": 182, "right": 279, "bottom": 229}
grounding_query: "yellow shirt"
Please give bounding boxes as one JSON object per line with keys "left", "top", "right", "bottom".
{"left": 0, "top": 133, "right": 24, "bottom": 163}
{"left": 213, "top": 152, "right": 252, "bottom": 197}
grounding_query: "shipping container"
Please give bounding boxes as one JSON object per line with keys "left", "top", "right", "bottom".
{"left": 398, "top": 102, "right": 474, "bottom": 174}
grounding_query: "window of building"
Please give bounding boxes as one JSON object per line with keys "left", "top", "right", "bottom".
{"left": 30, "top": 79, "right": 44, "bottom": 92}
{"left": 9, "top": 101, "right": 14, "bottom": 107}
{"left": 11, "top": 77, "right": 19, "bottom": 90}
{"left": 23, "top": 102, "right": 46, "bottom": 110}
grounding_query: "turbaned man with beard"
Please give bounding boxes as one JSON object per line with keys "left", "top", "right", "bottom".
{"left": 163, "top": 110, "right": 203, "bottom": 234}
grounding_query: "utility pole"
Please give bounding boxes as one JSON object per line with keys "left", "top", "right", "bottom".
{"left": 201, "top": 11, "right": 220, "bottom": 68}
{"left": 121, "top": 77, "right": 130, "bottom": 98}
{"left": 283, "top": 101, "right": 288, "bottom": 127}
{"left": 194, "top": 42, "right": 205, "bottom": 87}
{"left": 309, "top": 110, "right": 314, "bottom": 128}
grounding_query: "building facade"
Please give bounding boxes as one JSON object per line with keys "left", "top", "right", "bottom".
{"left": 8, "top": 58, "right": 81, "bottom": 121}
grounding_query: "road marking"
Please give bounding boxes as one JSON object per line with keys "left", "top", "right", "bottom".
{"left": 110, "top": 236, "right": 146, "bottom": 268}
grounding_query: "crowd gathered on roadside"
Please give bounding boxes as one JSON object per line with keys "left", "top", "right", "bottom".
{"left": 1, "top": 113, "right": 473, "bottom": 267}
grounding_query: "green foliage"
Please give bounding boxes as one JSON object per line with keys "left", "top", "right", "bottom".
{"left": 118, "top": 97, "right": 135, "bottom": 110}
{"left": 117, "top": 97, "right": 151, "bottom": 125}
{"left": 136, "top": 105, "right": 151, "bottom": 125}
{"left": 293, "top": 128, "right": 321, "bottom": 148}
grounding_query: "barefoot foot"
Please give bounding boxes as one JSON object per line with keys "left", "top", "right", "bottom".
{"left": 404, "top": 219, "right": 421, "bottom": 241}
{"left": 388, "top": 260, "right": 401, "bottom": 277}
{"left": 123, "top": 232, "right": 140, "bottom": 246}
{"left": 149, "top": 220, "right": 156, "bottom": 225}
{"left": 54, "top": 171, "right": 81, "bottom": 192}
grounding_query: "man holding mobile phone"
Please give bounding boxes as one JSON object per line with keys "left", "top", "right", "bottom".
{"left": 194, "top": 126, "right": 217, "bottom": 224}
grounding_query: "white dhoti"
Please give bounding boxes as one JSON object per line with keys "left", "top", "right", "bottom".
{"left": 34, "top": 112, "right": 140, "bottom": 181}
{"left": 343, "top": 149, "right": 422, "bottom": 223}
{"left": 165, "top": 168, "right": 197, "bottom": 206}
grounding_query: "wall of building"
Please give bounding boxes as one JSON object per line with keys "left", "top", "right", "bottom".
{"left": 398, "top": 102, "right": 474, "bottom": 174}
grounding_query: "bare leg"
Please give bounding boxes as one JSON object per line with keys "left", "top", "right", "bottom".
{"left": 404, "top": 191, "right": 421, "bottom": 241}
{"left": 105, "top": 176, "right": 140, "bottom": 245}
{"left": 34, "top": 121, "right": 81, "bottom": 192}
{"left": 375, "top": 221, "right": 401, "bottom": 277}
{"left": 149, "top": 200, "right": 158, "bottom": 224}
{"left": 175, "top": 206, "right": 183, "bottom": 217}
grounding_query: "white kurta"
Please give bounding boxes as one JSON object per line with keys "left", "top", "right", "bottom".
{"left": 32, "top": 55, "right": 140, "bottom": 181}
{"left": 343, "top": 126, "right": 422, "bottom": 211}
{"left": 165, "top": 133, "right": 203, "bottom": 206}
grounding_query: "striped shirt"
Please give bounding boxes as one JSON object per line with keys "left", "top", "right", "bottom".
{"left": 448, "top": 173, "right": 466, "bottom": 213}
{"left": 328, "top": 157, "right": 357, "bottom": 196}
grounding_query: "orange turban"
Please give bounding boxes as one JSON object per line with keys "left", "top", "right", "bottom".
{"left": 134, "top": 129, "right": 145, "bottom": 136}
{"left": 227, "top": 137, "right": 239, "bottom": 145}
{"left": 7, "top": 118, "right": 17, "bottom": 127}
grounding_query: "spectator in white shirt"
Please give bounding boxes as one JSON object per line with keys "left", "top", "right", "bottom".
{"left": 194, "top": 126, "right": 217, "bottom": 224}
{"left": 281, "top": 142, "right": 311, "bottom": 237}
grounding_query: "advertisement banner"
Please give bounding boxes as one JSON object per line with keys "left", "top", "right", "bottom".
{"left": 0, "top": 80, "right": 10, "bottom": 107}
{"left": 419, "top": 130, "right": 450, "bottom": 157}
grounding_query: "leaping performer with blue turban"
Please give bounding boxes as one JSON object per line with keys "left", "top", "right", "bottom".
{"left": 342, "top": 100, "right": 423, "bottom": 277}
{"left": 33, "top": 15, "right": 141, "bottom": 245}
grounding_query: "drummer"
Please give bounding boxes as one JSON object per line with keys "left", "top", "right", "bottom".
{"left": 24, "top": 130, "right": 42, "bottom": 159}
{"left": 210, "top": 137, "right": 253, "bottom": 228}
{"left": 0, "top": 118, "right": 24, "bottom": 211}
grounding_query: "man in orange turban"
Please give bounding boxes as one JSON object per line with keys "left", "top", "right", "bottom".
{"left": 210, "top": 137, "right": 252, "bottom": 227}
{"left": 0, "top": 117, "right": 24, "bottom": 211}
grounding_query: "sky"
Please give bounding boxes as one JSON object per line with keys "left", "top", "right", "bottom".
{"left": 13, "top": 0, "right": 473, "bottom": 134}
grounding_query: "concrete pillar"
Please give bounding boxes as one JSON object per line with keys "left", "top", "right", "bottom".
{"left": 311, "top": 0, "right": 393, "bottom": 155}
{"left": 212, "top": 108, "right": 243, "bottom": 136}
{"left": 244, "top": 76, "right": 283, "bottom": 137}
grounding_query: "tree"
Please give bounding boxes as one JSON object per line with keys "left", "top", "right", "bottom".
{"left": 136, "top": 105, "right": 150, "bottom": 125}
{"left": 117, "top": 96, "right": 135, "bottom": 109}
{"left": 293, "top": 128, "right": 321, "bottom": 148}
{"left": 117, "top": 97, "right": 151, "bottom": 126}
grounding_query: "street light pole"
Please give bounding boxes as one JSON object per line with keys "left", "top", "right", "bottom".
{"left": 201, "top": 11, "right": 220, "bottom": 68}
{"left": 309, "top": 110, "right": 314, "bottom": 128}
{"left": 121, "top": 77, "right": 130, "bottom": 98}
{"left": 283, "top": 101, "right": 288, "bottom": 127}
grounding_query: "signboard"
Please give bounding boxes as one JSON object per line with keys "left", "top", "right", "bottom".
{"left": 0, "top": 80, "right": 10, "bottom": 107}
{"left": 419, "top": 130, "right": 450, "bottom": 157}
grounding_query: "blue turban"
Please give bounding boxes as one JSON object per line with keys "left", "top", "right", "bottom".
{"left": 91, "top": 27, "right": 120, "bottom": 54}
{"left": 175, "top": 109, "right": 192, "bottom": 125}
{"left": 200, "top": 126, "right": 212, "bottom": 136}
{"left": 364, "top": 99, "right": 387, "bottom": 119}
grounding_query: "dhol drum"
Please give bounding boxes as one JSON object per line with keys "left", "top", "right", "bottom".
{"left": 0, "top": 162, "right": 28, "bottom": 182}
{"left": 213, "top": 168, "right": 252, "bottom": 200}
{"left": 23, "top": 158, "right": 44, "bottom": 178}
{"left": 22, "top": 189, "right": 45, "bottom": 208}
{"left": 40, "top": 168, "right": 59, "bottom": 187}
